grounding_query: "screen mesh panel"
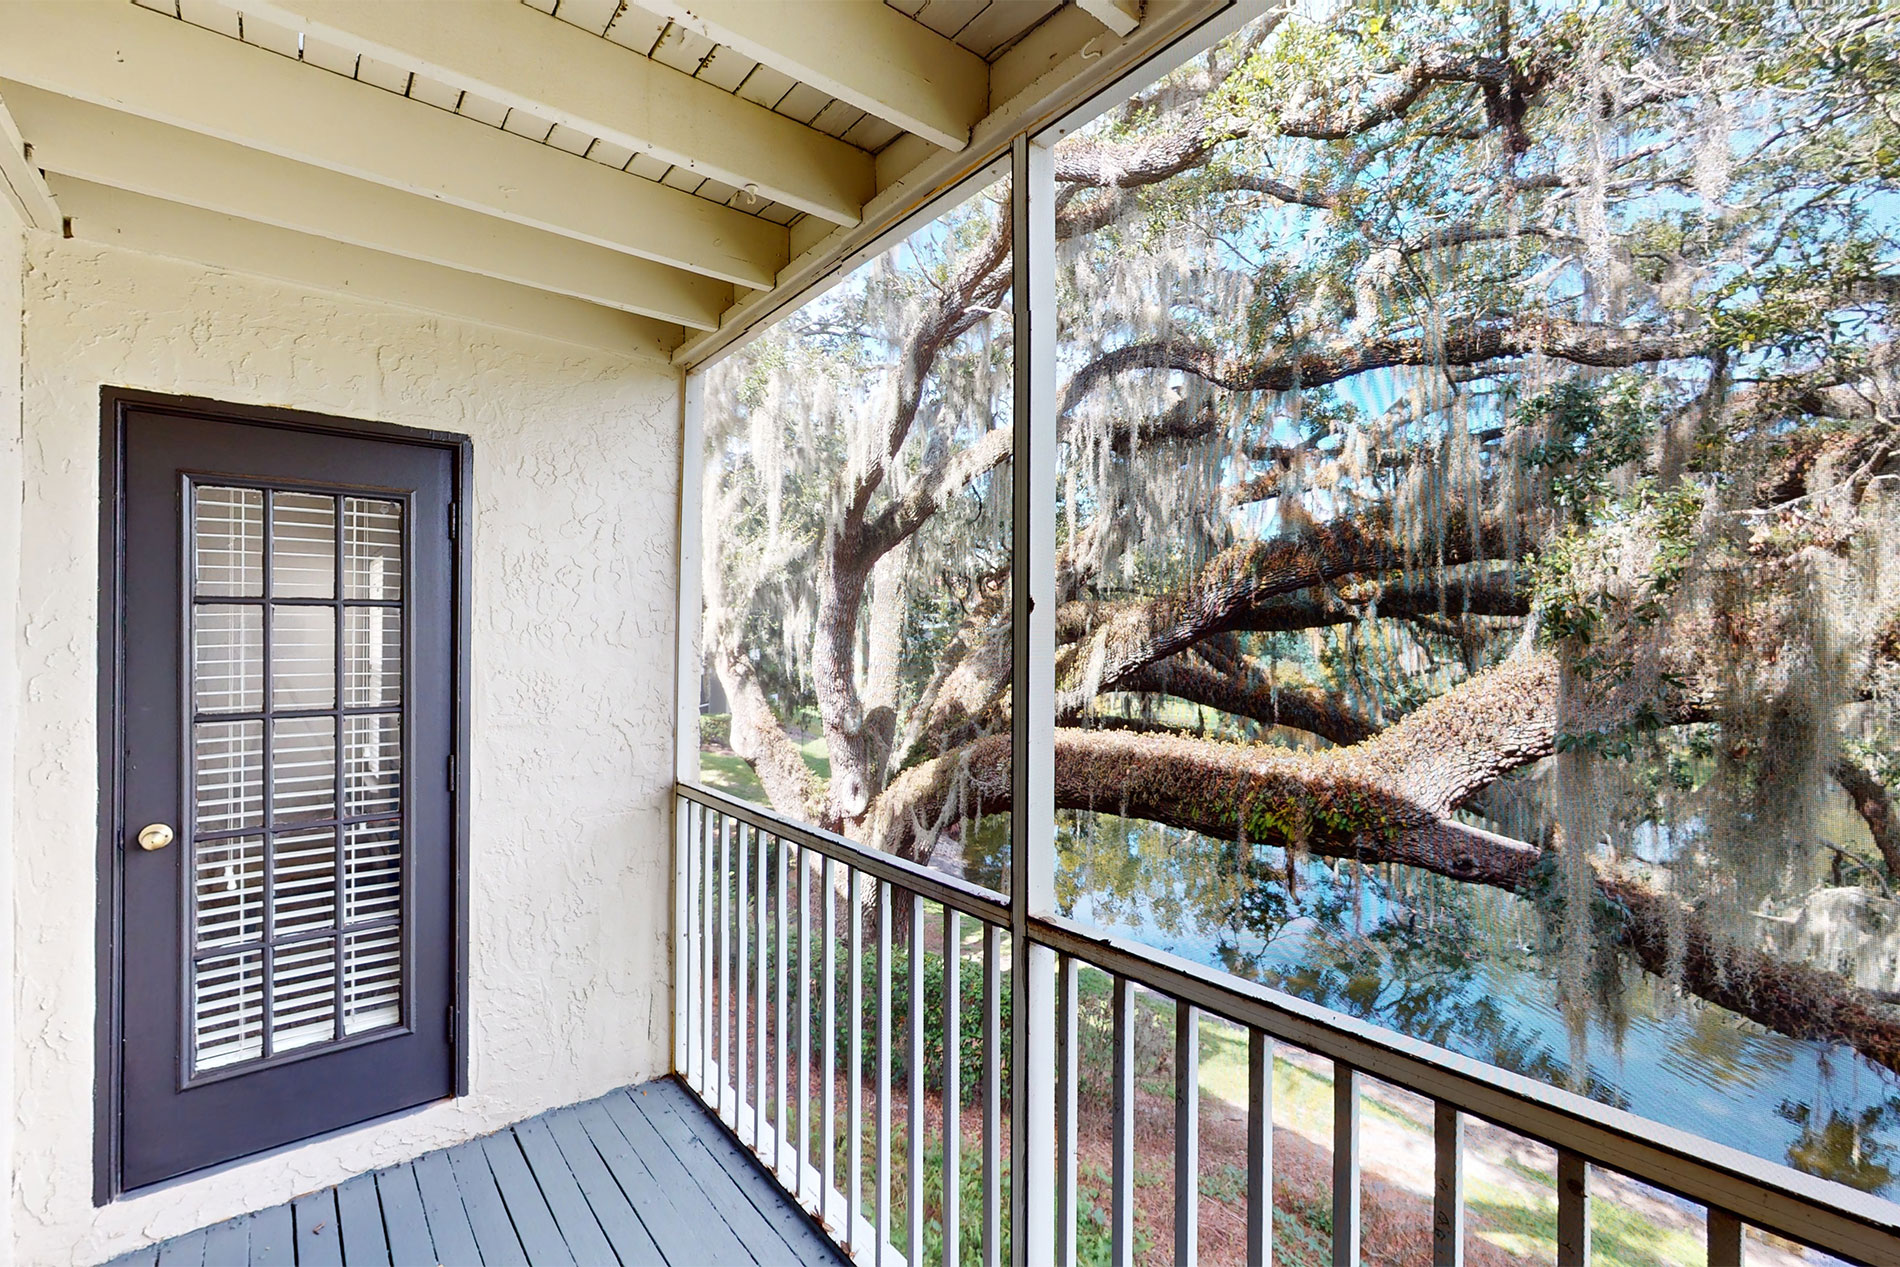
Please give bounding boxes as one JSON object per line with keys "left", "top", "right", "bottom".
{"left": 187, "top": 485, "right": 407, "bottom": 1075}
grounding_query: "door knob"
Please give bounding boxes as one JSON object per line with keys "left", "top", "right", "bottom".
{"left": 136, "top": 823, "right": 175, "bottom": 851}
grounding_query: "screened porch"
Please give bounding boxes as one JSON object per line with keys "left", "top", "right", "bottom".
{"left": 0, "top": 0, "right": 1897, "bottom": 1264}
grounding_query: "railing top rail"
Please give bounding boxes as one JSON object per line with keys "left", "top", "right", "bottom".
{"left": 677, "top": 782, "right": 1012, "bottom": 923}
{"left": 1030, "top": 912, "right": 1900, "bottom": 1263}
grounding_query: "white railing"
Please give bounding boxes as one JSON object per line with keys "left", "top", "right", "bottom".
{"left": 673, "top": 781, "right": 1900, "bottom": 1267}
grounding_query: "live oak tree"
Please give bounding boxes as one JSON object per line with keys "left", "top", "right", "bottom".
{"left": 700, "top": 0, "right": 1900, "bottom": 1077}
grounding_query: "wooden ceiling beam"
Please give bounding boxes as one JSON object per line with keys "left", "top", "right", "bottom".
{"left": 239, "top": 0, "right": 871, "bottom": 227}
{"left": 50, "top": 177, "right": 683, "bottom": 361}
{"left": 0, "top": 88, "right": 57, "bottom": 231}
{"left": 0, "top": 1, "right": 786, "bottom": 288}
{"left": 4, "top": 85, "right": 732, "bottom": 331}
{"left": 638, "top": 0, "right": 989, "bottom": 152}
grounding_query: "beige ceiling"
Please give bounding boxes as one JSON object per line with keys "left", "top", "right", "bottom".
{"left": 0, "top": 0, "right": 1223, "bottom": 365}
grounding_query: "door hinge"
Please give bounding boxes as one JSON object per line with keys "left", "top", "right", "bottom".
{"left": 447, "top": 754, "right": 457, "bottom": 792}
{"left": 448, "top": 503, "right": 458, "bottom": 539}
{"left": 447, "top": 1005, "right": 457, "bottom": 1043}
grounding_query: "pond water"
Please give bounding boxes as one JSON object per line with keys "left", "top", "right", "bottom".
{"left": 1020, "top": 814, "right": 1900, "bottom": 1201}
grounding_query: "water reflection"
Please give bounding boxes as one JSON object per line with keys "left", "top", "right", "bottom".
{"left": 996, "top": 811, "right": 1900, "bottom": 1198}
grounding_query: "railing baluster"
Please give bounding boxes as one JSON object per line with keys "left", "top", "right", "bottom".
{"left": 983, "top": 923, "right": 1003, "bottom": 1267}
{"left": 684, "top": 801, "right": 701, "bottom": 1093}
{"left": 1333, "top": 1063, "right": 1360, "bottom": 1267}
{"left": 719, "top": 813, "right": 733, "bottom": 1121}
{"left": 1708, "top": 1209, "right": 1744, "bottom": 1266}
{"left": 798, "top": 841, "right": 812, "bottom": 1208}
{"left": 1557, "top": 1150, "right": 1591, "bottom": 1266}
{"left": 850, "top": 868, "right": 865, "bottom": 1256}
{"left": 877, "top": 882, "right": 893, "bottom": 1266}
{"left": 1247, "top": 1030, "right": 1272, "bottom": 1267}
{"left": 737, "top": 823, "right": 751, "bottom": 1134}
{"left": 823, "top": 856, "right": 838, "bottom": 1232}
{"left": 755, "top": 828, "right": 768, "bottom": 1151}
{"left": 776, "top": 833, "right": 790, "bottom": 1181}
{"left": 1177, "top": 1002, "right": 1200, "bottom": 1267}
{"left": 702, "top": 807, "right": 716, "bottom": 1101}
{"left": 1112, "top": 975, "right": 1134, "bottom": 1267}
{"left": 1056, "top": 954, "right": 1078, "bottom": 1267}
{"left": 1434, "top": 1102, "right": 1464, "bottom": 1267}
{"left": 942, "top": 907, "right": 962, "bottom": 1267}
{"left": 907, "top": 893, "right": 924, "bottom": 1267}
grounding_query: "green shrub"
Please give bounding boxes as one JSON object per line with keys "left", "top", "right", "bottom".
{"left": 814, "top": 943, "right": 1011, "bottom": 1109}
{"left": 700, "top": 712, "right": 732, "bottom": 746}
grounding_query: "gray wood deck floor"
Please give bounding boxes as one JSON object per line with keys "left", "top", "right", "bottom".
{"left": 104, "top": 1078, "right": 846, "bottom": 1267}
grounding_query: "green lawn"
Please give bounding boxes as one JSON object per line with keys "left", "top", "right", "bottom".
{"left": 1117, "top": 972, "right": 1708, "bottom": 1267}
{"left": 699, "top": 738, "right": 830, "bottom": 804}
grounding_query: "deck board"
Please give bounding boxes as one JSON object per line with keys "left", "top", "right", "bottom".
{"left": 108, "top": 1076, "right": 842, "bottom": 1266}
{"left": 535, "top": 1109, "right": 665, "bottom": 1265}
{"left": 512, "top": 1116, "right": 621, "bottom": 1266}
{"left": 153, "top": 1228, "right": 206, "bottom": 1267}
{"left": 444, "top": 1139, "right": 530, "bottom": 1267}
{"left": 371, "top": 1166, "right": 435, "bottom": 1266}
{"left": 621, "top": 1084, "right": 836, "bottom": 1263}
{"left": 290, "top": 1191, "right": 343, "bottom": 1267}
{"left": 410, "top": 1149, "right": 482, "bottom": 1266}
{"left": 333, "top": 1175, "right": 388, "bottom": 1266}
{"left": 248, "top": 1204, "right": 296, "bottom": 1266}
{"left": 599, "top": 1089, "right": 778, "bottom": 1262}
{"left": 200, "top": 1216, "right": 249, "bottom": 1267}
{"left": 479, "top": 1131, "right": 576, "bottom": 1266}
{"left": 640, "top": 1079, "right": 844, "bottom": 1262}
{"left": 572, "top": 1097, "right": 749, "bottom": 1265}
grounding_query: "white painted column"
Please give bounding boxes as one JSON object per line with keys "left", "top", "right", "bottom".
{"left": 673, "top": 371, "right": 707, "bottom": 1076}
{"left": 1007, "top": 131, "right": 1057, "bottom": 1267}
{"left": 0, "top": 194, "right": 30, "bottom": 1267}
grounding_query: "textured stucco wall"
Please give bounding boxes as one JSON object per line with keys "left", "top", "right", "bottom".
{"left": 13, "top": 236, "right": 681, "bottom": 1265}
{"left": 1, "top": 206, "right": 27, "bottom": 1267}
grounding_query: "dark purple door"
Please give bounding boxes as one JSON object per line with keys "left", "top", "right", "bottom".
{"left": 112, "top": 402, "right": 458, "bottom": 1190}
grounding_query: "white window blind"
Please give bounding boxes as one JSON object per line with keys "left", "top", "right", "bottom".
{"left": 187, "top": 485, "right": 407, "bottom": 1074}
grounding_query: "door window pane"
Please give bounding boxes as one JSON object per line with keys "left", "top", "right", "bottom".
{"left": 193, "top": 606, "right": 262, "bottom": 714}
{"left": 271, "top": 939, "right": 337, "bottom": 1053}
{"left": 194, "top": 487, "right": 263, "bottom": 597}
{"left": 272, "top": 827, "right": 338, "bottom": 935}
{"left": 194, "top": 720, "right": 263, "bottom": 833}
{"left": 194, "top": 836, "right": 264, "bottom": 950}
{"left": 271, "top": 606, "right": 335, "bottom": 709}
{"left": 344, "top": 607, "right": 401, "bottom": 707}
{"left": 193, "top": 952, "right": 264, "bottom": 1071}
{"left": 343, "top": 497, "right": 402, "bottom": 600}
{"left": 344, "top": 821, "right": 402, "bottom": 924}
{"left": 272, "top": 715, "right": 337, "bottom": 824}
{"left": 343, "top": 714, "right": 401, "bottom": 819}
{"left": 342, "top": 929, "right": 401, "bottom": 1034}
{"left": 271, "top": 492, "right": 336, "bottom": 599}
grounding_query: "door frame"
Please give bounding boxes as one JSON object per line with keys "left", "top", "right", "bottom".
{"left": 94, "top": 387, "right": 473, "bottom": 1204}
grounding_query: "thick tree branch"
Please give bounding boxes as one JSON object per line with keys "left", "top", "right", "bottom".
{"left": 859, "top": 425, "right": 1014, "bottom": 562}
{"left": 1111, "top": 654, "right": 1378, "bottom": 746}
{"left": 1835, "top": 755, "right": 1900, "bottom": 880}
{"left": 869, "top": 661, "right": 1900, "bottom": 1072}
{"left": 1055, "top": 504, "right": 1517, "bottom": 712}
{"left": 711, "top": 645, "right": 824, "bottom": 826}
{"left": 1058, "top": 321, "right": 1705, "bottom": 420}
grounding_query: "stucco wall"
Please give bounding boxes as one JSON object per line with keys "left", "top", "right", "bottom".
{"left": 12, "top": 236, "right": 682, "bottom": 1265}
{"left": 1, "top": 207, "right": 27, "bottom": 1267}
